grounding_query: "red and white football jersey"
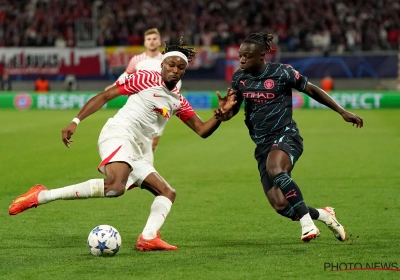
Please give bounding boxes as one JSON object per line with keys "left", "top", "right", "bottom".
{"left": 125, "top": 52, "right": 163, "bottom": 74}
{"left": 106, "top": 70, "right": 196, "bottom": 144}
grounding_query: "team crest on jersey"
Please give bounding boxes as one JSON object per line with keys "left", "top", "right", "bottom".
{"left": 264, "top": 79, "right": 274, "bottom": 90}
{"left": 153, "top": 106, "right": 170, "bottom": 119}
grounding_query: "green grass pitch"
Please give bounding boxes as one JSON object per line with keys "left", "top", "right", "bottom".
{"left": 1, "top": 108, "right": 399, "bottom": 280}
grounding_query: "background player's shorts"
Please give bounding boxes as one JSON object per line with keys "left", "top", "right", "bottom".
{"left": 97, "top": 125, "right": 156, "bottom": 189}
{"left": 255, "top": 130, "right": 303, "bottom": 194}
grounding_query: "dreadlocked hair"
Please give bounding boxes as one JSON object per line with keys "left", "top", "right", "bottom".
{"left": 243, "top": 33, "right": 274, "bottom": 53}
{"left": 162, "top": 36, "right": 197, "bottom": 63}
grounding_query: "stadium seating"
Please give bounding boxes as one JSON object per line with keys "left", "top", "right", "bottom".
{"left": 0, "top": 0, "right": 398, "bottom": 51}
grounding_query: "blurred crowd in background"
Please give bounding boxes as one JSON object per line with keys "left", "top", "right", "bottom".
{"left": 0, "top": 0, "right": 399, "bottom": 52}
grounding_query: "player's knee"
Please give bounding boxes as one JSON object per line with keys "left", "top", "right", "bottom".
{"left": 161, "top": 185, "right": 176, "bottom": 202}
{"left": 104, "top": 178, "right": 126, "bottom": 197}
{"left": 267, "top": 168, "right": 284, "bottom": 180}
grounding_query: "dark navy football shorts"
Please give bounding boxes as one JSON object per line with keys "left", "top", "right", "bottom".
{"left": 255, "top": 129, "right": 303, "bottom": 194}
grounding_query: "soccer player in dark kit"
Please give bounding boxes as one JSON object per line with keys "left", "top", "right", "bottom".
{"left": 216, "top": 32, "right": 363, "bottom": 242}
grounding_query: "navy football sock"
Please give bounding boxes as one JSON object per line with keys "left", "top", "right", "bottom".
{"left": 277, "top": 204, "right": 319, "bottom": 221}
{"left": 307, "top": 206, "right": 320, "bottom": 220}
{"left": 277, "top": 203, "right": 300, "bottom": 221}
{"left": 273, "top": 172, "right": 308, "bottom": 218}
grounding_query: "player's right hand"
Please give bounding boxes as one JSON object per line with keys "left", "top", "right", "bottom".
{"left": 61, "top": 123, "right": 77, "bottom": 148}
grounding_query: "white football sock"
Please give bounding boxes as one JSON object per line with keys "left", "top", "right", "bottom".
{"left": 299, "top": 213, "right": 314, "bottom": 226}
{"left": 142, "top": 196, "right": 172, "bottom": 240}
{"left": 38, "top": 179, "right": 105, "bottom": 204}
{"left": 316, "top": 208, "right": 330, "bottom": 223}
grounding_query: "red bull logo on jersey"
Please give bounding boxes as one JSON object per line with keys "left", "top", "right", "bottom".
{"left": 153, "top": 106, "right": 170, "bottom": 119}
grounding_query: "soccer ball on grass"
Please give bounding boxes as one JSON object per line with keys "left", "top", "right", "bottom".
{"left": 87, "top": 225, "right": 122, "bottom": 256}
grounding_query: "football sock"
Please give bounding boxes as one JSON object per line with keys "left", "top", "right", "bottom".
{"left": 308, "top": 206, "right": 320, "bottom": 220}
{"left": 316, "top": 208, "right": 330, "bottom": 223}
{"left": 142, "top": 196, "right": 172, "bottom": 240}
{"left": 277, "top": 205, "right": 321, "bottom": 222}
{"left": 272, "top": 172, "right": 308, "bottom": 218}
{"left": 38, "top": 179, "right": 105, "bottom": 204}
{"left": 277, "top": 203, "right": 299, "bottom": 221}
{"left": 299, "top": 213, "right": 314, "bottom": 226}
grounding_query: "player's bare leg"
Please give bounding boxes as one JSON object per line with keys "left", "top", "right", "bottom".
{"left": 135, "top": 172, "right": 177, "bottom": 251}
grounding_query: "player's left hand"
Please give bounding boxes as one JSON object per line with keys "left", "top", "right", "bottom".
{"left": 61, "top": 122, "right": 77, "bottom": 148}
{"left": 214, "top": 107, "right": 234, "bottom": 121}
{"left": 216, "top": 88, "right": 237, "bottom": 113}
{"left": 340, "top": 110, "right": 363, "bottom": 128}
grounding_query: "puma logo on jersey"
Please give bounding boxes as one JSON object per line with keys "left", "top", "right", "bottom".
{"left": 153, "top": 93, "right": 162, "bottom": 98}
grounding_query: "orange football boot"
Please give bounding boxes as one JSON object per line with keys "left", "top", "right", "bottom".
{"left": 135, "top": 233, "right": 178, "bottom": 251}
{"left": 9, "top": 184, "right": 47, "bottom": 215}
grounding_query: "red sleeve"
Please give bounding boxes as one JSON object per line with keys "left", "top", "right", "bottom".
{"left": 116, "top": 70, "right": 159, "bottom": 95}
{"left": 176, "top": 95, "right": 197, "bottom": 121}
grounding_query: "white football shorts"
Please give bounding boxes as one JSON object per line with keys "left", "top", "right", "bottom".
{"left": 142, "top": 141, "right": 154, "bottom": 166}
{"left": 97, "top": 125, "right": 156, "bottom": 189}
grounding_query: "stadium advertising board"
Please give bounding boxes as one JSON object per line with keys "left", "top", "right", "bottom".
{"left": 105, "top": 46, "right": 220, "bottom": 75}
{"left": 1, "top": 91, "right": 399, "bottom": 110}
{"left": 210, "top": 91, "right": 399, "bottom": 109}
{"left": 0, "top": 48, "right": 105, "bottom": 76}
{"left": 3, "top": 93, "right": 127, "bottom": 110}
{"left": 308, "top": 93, "right": 383, "bottom": 109}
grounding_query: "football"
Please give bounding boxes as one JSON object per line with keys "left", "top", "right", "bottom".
{"left": 87, "top": 225, "right": 122, "bottom": 256}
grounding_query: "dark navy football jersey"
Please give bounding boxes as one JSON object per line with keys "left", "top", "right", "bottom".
{"left": 231, "top": 63, "right": 308, "bottom": 145}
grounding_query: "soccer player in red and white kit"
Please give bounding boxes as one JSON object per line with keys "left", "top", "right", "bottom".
{"left": 9, "top": 40, "right": 237, "bottom": 251}
{"left": 105, "top": 28, "right": 181, "bottom": 165}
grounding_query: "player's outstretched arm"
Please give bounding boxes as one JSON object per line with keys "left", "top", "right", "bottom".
{"left": 183, "top": 89, "right": 237, "bottom": 138}
{"left": 303, "top": 82, "right": 363, "bottom": 128}
{"left": 183, "top": 114, "right": 221, "bottom": 138}
{"left": 61, "top": 86, "right": 122, "bottom": 148}
{"left": 104, "top": 84, "right": 114, "bottom": 91}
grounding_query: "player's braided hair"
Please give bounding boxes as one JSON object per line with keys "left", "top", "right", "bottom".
{"left": 162, "top": 36, "right": 197, "bottom": 63}
{"left": 243, "top": 33, "right": 274, "bottom": 53}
